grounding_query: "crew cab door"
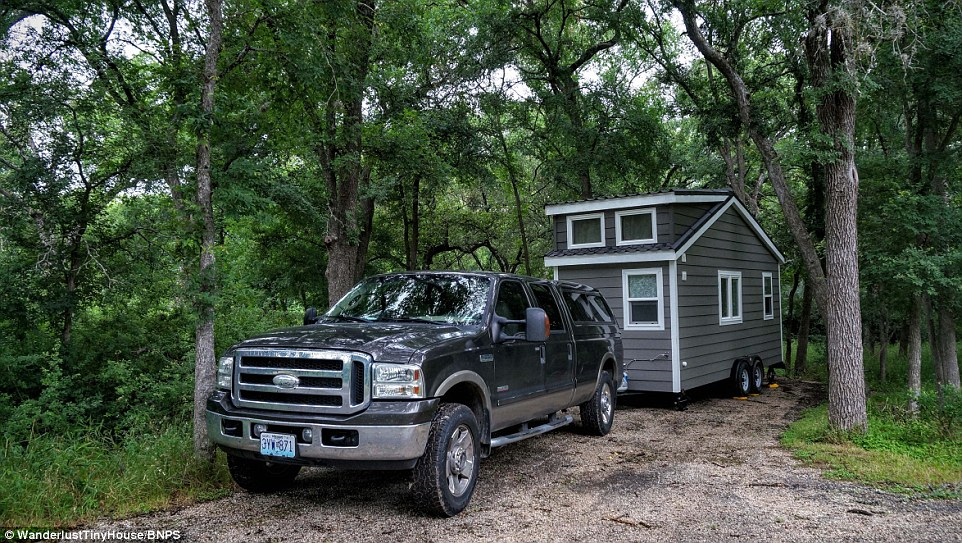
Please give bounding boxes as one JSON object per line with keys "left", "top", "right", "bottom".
{"left": 491, "top": 280, "right": 543, "bottom": 407}
{"left": 529, "top": 282, "right": 575, "bottom": 395}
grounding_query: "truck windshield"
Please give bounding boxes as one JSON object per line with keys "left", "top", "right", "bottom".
{"left": 324, "top": 274, "right": 491, "bottom": 326}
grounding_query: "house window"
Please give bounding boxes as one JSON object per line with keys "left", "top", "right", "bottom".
{"left": 719, "top": 271, "right": 742, "bottom": 325}
{"left": 762, "top": 272, "right": 774, "bottom": 320}
{"left": 622, "top": 268, "right": 664, "bottom": 330}
{"left": 616, "top": 209, "right": 656, "bottom": 245}
{"left": 567, "top": 213, "right": 605, "bottom": 248}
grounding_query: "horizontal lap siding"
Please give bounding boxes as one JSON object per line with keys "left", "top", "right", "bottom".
{"left": 558, "top": 264, "right": 673, "bottom": 391}
{"left": 678, "top": 207, "right": 782, "bottom": 390}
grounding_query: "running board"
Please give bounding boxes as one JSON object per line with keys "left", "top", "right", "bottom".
{"left": 489, "top": 414, "right": 574, "bottom": 448}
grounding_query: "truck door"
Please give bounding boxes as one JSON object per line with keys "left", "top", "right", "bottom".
{"left": 491, "top": 280, "right": 543, "bottom": 407}
{"left": 529, "top": 282, "right": 575, "bottom": 396}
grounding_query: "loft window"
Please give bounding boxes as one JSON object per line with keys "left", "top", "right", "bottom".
{"left": 622, "top": 268, "right": 664, "bottom": 330}
{"left": 719, "top": 271, "right": 743, "bottom": 325}
{"left": 567, "top": 213, "right": 605, "bottom": 248}
{"left": 616, "top": 209, "right": 656, "bottom": 245}
{"left": 762, "top": 272, "right": 774, "bottom": 320}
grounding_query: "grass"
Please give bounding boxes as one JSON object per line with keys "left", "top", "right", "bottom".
{"left": 0, "top": 423, "right": 232, "bottom": 527}
{"left": 782, "top": 341, "right": 962, "bottom": 498}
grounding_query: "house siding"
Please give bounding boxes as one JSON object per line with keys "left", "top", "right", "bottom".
{"left": 557, "top": 263, "right": 674, "bottom": 392}
{"left": 677, "top": 206, "right": 782, "bottom": 390}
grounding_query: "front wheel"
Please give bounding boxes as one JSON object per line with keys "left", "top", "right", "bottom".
{"left": 580, "top": 370, "right": 615, "bottom": 436}
{"left": 732, "top": 359, "right": 751, "bottom": 397}
{"left": 412, "top": 403, "right": 481, "bottom": 517}
{"left": 227, "top": 455, "right": 301, "bottom": 493}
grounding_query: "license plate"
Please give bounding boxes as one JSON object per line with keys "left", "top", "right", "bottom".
{"left": 260, "top": 432, "right": 296, "bottom": 458}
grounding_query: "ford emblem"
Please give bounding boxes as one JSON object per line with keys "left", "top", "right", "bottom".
{"left": 273, "top": 374, "right": 299, "bottom": 389}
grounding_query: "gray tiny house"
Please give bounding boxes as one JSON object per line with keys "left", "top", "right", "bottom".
{"left": 545, "top": 189, "right": 785, "bottom": 405}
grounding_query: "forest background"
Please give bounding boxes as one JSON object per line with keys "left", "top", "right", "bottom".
{"left": 0, "top": 0, "right": 960, "bottom": 526}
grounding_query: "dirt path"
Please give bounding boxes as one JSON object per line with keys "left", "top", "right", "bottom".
{"left": 99, "top": 380, "right": 961, "bottom": 542}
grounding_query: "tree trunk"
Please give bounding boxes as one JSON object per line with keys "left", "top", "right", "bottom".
{"left": 940, "top": 308, "right": 960, "bottom": 389}
{"left": 410, "top": 176, "right": 420, "bottom": 270}
{"left": 928, "top": 300, "right": 944, "bottom": 385}
{"left": 192, "top": 0, "right": 223, "bottom": 462}
{"left": 321, "top": 1, "right": 377, "bottom": 306}
{"left": 908, "top": 294, "right": 923, "bottom": 414}
{"left": 785, "top": 269, "right": 800, "bottom": 373}
{"left": 805, "top": 3, "right": 866, "bottom": 432}
{"left": 795, "top": 278, "right": 813, "bottom": 377}
{"left": 879, "top": 316, "right": 888, "bottom": 383}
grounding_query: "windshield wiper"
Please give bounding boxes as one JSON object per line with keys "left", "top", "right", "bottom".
{"left": 325, "top": 315, "right": 368, "bottom": 323}
{"left": 379, "top": 317, "right": 447, "bottom": 325}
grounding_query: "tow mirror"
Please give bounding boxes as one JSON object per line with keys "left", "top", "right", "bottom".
{"left": 525, "top": 307, "right": 549, "bottom": 342}
{"left": 304, "top": 307, "right": 319, "bottom": 325}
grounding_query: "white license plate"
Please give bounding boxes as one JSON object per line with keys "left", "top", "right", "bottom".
{"left": 260, "top": 432, "right": 296, "bottom": 458}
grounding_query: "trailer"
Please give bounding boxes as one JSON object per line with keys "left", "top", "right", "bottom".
{"left": 545, "top": 189, "right": 785, "bottom": 408}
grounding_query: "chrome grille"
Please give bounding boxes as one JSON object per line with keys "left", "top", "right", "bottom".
{"left": 232, "top": 349, "right": 371, "bottom": 414}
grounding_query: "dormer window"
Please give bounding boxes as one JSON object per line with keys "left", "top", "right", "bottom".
{"left": 567, "top": 213, "right": 605, "bottom": 248}
{"left": 616, "top": 209, "right": 656, "bottom": 245}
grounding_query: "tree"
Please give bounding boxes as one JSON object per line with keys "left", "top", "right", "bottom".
{"left": 669, "top": 0, "right": 867, "bottom": 431}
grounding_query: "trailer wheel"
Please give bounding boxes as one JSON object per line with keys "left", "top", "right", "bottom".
{"left": 412, "top": 403, "right": 480, "bottom": 517}
{"left": 732, "top": 360, "right": 751, "bottom": 397}
{"left": 227, "top": 456, "right": 301, "bottom": 493}
{"left": 581, "top": 370, "right": 615, "bottom": 436}
{"left": 749, "top": 359, "right": 764, "bottom": 393}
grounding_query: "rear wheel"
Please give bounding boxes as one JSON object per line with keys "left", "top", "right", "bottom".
{"left": 732, "top": 359, "right": 751, "bottom": 397}
{"left": 227, "top": 456, "right": 301, "bottom": 493}
{"left": 412, "top": 403, "right": 480, "bottom": 517}
{"left": 749, "top": 359, "right": 764, "bottom": 393}
{"left": 581, "top": 370, "right": 615, "bottom": 436}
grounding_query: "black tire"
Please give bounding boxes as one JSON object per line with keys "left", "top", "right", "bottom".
{"left": 227, "top": 455, "right": 301, "bottom": 493}
{"left": 749, "top": 359, "right": 764, "bottom": 393}
{"left": 732, "top": 359, "right": 751, "bottom": 397}
{"left": 412, "top": 403, "right": 481, "bottom": 517}
{"left": 580, "top": 370, "right": 616, "bottom": 436}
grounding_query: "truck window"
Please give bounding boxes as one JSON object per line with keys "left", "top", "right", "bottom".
{"left": 495, "top": 281, "right": 530, "bottom": 336}
{"left": 561, "top": 289, "right": 613, "bottom": 323}
{"left": 529, "top": 283, "right": 565, "bottom": 332}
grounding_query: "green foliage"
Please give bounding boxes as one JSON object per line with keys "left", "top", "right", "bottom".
{"left": 0, "top": 425, "right": 231, "bottom": 527}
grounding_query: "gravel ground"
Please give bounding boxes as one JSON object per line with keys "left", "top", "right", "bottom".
{"left": 92, "top": 380, "right": 961, "bottom": 542}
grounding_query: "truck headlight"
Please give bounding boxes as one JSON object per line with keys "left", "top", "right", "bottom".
{"left": 216, "top": 355, "right": 234, "bottom": 390}
{"left": 372, "top": 363, "right": 424, "bottom": 399}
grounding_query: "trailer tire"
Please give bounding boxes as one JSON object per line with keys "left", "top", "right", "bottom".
{"left": 749, "top": 359, "right": 764, "bottom": 393}
{"left": 227, "top": 455, "right": 301, "bottom": 493}
{"left": 732, "top": 359, "right": 751, "bottom": 397}
{"left": 412, "top": 403, "right": 480, "bottom": 517}
{"left": 581, "top": 370, "right": 615, "bottom": 436}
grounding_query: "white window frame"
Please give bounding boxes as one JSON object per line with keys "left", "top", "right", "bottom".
{"left": 762, "top": 272, "right": 774, "bottom": 320}
{"left": 718, "top": 270, "right": 743, "bottom": 326}
{"left": 566, "top": 213, "right": 606, "bottom": 249}
{"left": 615, "top": 209, "right": 657, "bottom": 246}
{"left": 622, "top": 268, "right": 664, "bottom": 331}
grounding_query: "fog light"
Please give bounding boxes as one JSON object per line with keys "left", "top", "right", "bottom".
{"left": 252, "top": 423, "right": 267, "bottom": 438}
{"left": 302, "top": 428, "right": 313, "bottom": 443}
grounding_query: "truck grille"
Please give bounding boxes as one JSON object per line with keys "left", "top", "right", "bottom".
{"left": 232, "top": 349, "right": 371, "bottom": 414}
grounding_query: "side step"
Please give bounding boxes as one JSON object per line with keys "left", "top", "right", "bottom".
{"left": 489, "top": 414, "right": 574, "bottom": 448}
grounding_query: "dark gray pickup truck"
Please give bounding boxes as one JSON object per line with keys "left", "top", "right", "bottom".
{"left": 206, "top": 271, "right": 623, "bottom": 516}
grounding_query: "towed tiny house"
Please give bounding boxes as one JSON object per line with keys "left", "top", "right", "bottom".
{"left": 545, "top": 189, "right": 784, "bottom": 405}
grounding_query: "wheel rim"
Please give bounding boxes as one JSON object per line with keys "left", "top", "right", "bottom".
{"left": 600, "top": 382, "right": 613, "bottom": 426}
{"left": 740, "top": 369, "right": 750, "bottom": 393}
{"left": 445, "top": 424, "right": 476, "bottom": 497}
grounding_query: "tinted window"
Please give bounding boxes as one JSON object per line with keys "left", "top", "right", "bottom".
{"left": 495, "top": 281, "right": 530, "bottom": 336}
{"left": 562, "top": 289, "right": 614, "bottom": 324}
{"left": 530, "top": 283, "right": 565, "bottom": 331}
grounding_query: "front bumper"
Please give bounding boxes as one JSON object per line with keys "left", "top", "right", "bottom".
{"left": 206, "top": 391, "right": 437, "bottom": 469}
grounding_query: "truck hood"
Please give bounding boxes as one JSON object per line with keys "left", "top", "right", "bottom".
{"left": 230, "top": 322, "right": 480, "bottom": 363}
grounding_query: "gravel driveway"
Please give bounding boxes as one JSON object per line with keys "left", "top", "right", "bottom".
{"left": 98, "top": 380, "right": 962, "bottom": 542}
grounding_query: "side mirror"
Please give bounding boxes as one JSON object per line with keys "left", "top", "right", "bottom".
{"left": 525, "top": 307, "right": 549, "bottom": 342}
{"left": 304, "top": 307, "right": 319, "bottom": 325}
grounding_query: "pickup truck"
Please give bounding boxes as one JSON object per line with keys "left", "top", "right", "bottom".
{"left": 206, "top": 271, "right": 623, "bottom": 516}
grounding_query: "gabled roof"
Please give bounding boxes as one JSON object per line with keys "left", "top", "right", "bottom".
{"left": 544, "top": 190, "right": 785, "bottom": 266}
